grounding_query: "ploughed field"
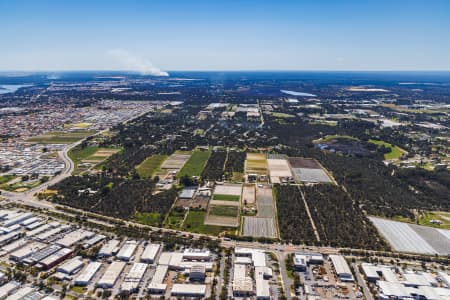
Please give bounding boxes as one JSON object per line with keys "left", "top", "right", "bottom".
{"left": 288, "top": 157, "right": 332, "bottom": 183}
{"left": 242, "top": 184, "right": 278, "bottom": 238}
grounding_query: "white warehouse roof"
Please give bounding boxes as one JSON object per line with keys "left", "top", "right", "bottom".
{"left": 171, "top": 284, "right": 206, "bottom": 296}
{"left": 6, "top": 286, "right": 35, "bottom": 300}
{"left": 153, "top": 265, "right": 169, "bottom": 283}
{"left": 55, "top": 229, "right": 95, "bottom": 247}
{"left": 97, "top": 261, "right": 126, "bottom": 288}
{"left": 121, "top": 263, "right": 148, "bottom": 292}
{"left": 57, "top": 256, "right": 84, "bottom": 274}
{"left": 361, "top": 263, "right": 380, "bottom": 280}
{"left": 183, "top": 248, "right": 211, "bottom": 260}
{"left": 329, "top": 255, "right": 353, "bottom": 281}
{"left": 140, "top": 243, "right": 160, "bottom": 263}
{"left": 74, "top": 261, "right": 102, "bottom": 286}
{"left": 116, "top": 240, "right": 138, "bottom": 261}
{"left": 9, "top": 241, "right": 46, "bottom": 261}
{"left": 0, "top": 281, "right": 20, "bottom": 299}
{"left": 98, "top": 239, "right": 120, "bottom": 257}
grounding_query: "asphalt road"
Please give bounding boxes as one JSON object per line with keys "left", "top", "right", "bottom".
{"left": 353, "top": 262, "right": 374, "bottom": 300}
{"left": 278, "top": 251, "right": 292, "bottom": 300}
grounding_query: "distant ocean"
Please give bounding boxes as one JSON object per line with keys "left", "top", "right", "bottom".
{"left": 0, "top": 84, "right": 31, "bottom": 94}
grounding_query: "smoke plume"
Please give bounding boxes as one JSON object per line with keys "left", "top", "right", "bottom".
{"left": 108, "top": 49, "right": 169, "bottom": 76}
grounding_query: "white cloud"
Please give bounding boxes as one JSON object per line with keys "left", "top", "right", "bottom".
{"left": 107, "top": 49, "right": 169, "bottom": 76}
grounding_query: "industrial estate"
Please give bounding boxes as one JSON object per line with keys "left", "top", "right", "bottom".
{"left": 0, "top": 70, "right": 449, "bottom": 300}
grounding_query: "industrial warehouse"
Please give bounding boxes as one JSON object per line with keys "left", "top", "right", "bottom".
{"left": 0, "top": 208, "right": 218, "bottom": 299}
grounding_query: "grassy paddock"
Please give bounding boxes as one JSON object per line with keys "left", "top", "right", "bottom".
{"left": 209, "top": 205, "right": 239, "bottom": 217}
{"left": 182, "top": 210, "right": 227, "bottom": 235}
{"left": 418, "top": 212, "right": 450, "bottom": 230}
{"left": 212, "top": 194, "right": 240, "bottom": 201}
{"left": 177, "top": 150, "right": 211, "bottom": 178}
{"left": 270, "top": 112, "right": 295, "bottom": 118}
{"left": 369, "top": 139, "right": 405, "bottom": 160}
{"left": 165, "top": 208, "right": 187, "bottom": 229}
{"left": 135, "top": 212, "right": 162, "bottom": 226}
{"left": 1, "top": 180, "right": 41, "bottom": 192}
{"left": 0, "top": 175, "right": 16, "bottom": 185}
{"left": 69, "top": 146, "right": 120, "bottom": 174}
{"left": 136, "top": 155, "right": 168, "bottom": 178}
{"left": 27, "top": 130, "right": 96, "bottom": 144}
{"left": 315, "top": 135, "right": 359, "bottom": 142}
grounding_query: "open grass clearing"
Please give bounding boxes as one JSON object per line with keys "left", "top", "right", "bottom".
{"left": 0, "top": 175, "right": 16, "bottom": 185}
{"left": 27, "top": 130, "right": 96, "bottom": 144}
{"left": 177, "top": 150, "right": 211, "bottom": 178}
{"left": 1, "top": 180, "right": 41, "bottom": 192}
{"left": 418, "top": 211, "right": 450, "bottom": 230}
{"left": 182, "top": 210, "right": 227, "bottom": 235}
{"left": 270, "top": 112, "right": 295, "bottom": 118}
{"left": 369, "top": 139, "right": 406, "bottom": 160}
{"left": 136, "top": 154, "right": 168, "bottom": 178}
{"left": 135, "top": 212, "right": 162, "bottom": 226}
{"left": 70, "top": 286, "right": 87, "bottom": 294}
{"left": 64, "top": 122, "right": 92, "bottom": 129}
{"left": 165, "top": 208, "right": 187, "bottom": 229}
{"left": 314, "top": 135, "right": 359, "bottom": 143}
{"left": 69, "top": 146, "right": 121, "bottom": 174}
{"left": 231, "top": 172, "right": 244, "bottom": 182}
{"left": 212, "top": 194, "right": 240, "bottom": 201}
{"left": 209, "top": 205, "right": 239, "bottom": 217}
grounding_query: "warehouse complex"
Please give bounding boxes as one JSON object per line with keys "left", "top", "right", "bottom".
{"left": 232, "top": 247, "right": 272, "bottom": 299}
{"left": 361, "top": 263, "right": 450, "bottom": 300}
{"left": 0, "top": 204, "right": 448, "bottom": 300}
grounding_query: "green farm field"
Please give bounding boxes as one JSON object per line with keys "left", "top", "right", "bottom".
{"left": 177, "top": 150, "right": 211, "bottom": 178}
{"left": 27, "top": 130, "right": 96, "bottom": 144}
{"left": 136, "top": 155, "right": 168, "bottom": 178}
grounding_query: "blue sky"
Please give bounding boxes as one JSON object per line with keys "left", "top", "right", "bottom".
{"left": 1, "top": 0, "right": 450, "bottom": 71}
